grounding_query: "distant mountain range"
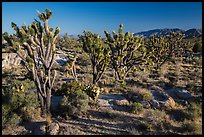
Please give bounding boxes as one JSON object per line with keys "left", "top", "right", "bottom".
{"left": 59, "top": 34, "right": 78, "bottom": 38}
{"left": 134, "top": 28, "right": 202, "bottom": 39}
{"left": 58, "top": 28, "right": 202, "bottom": 39}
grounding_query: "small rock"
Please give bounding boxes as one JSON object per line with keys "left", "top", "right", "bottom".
{"left": 97, "top": 98, "right": 110, "bottom": 107}
{"left": 150, "top": 90, "right": 176, "bottom": 110}
{"left": 141, "top": 101, "right": 151, "bottom": 109}
{"left": 151, "top": 99, "right": 160, "bottom": 109}
{"left": 151, "top": 85, "right": 164, "bottom": 92}
{"left": 174, "top": 89, "right": 193, "bottom": 100}
{"left": 48, "top": 123, "right": 60, "bottom": 135}
{"left": 151, "top": 90, "right": 169, "bottom": 101}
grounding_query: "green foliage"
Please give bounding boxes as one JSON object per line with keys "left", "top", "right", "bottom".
{"left": 58, "top": 81, "right": 89, "bottom": 117}
{"left": 192, "top": 42, "right": 202, "bottom": 53}
{"left": 115, "top": 79, "right": 127, "bottom": 87}
{"left": 2, "top": 32, "right": 21, "bottom": 52}
{"left": 131, "top": 102, "right": 143, "bottom": 114}
{"left": 104, "top": 24, "right": 146, "bottom": 81}
{"left": 145, "top": 32, "right": 185, "bottom": 71}
{"left": 142, "top": 92, "right": 153, "bottom": 102}
{"left": 79, "top": 31, "right": 110, "bottom": 84}
{"left": 2, "top": 104, "right": 12, "bottom": 127}
{"left": 2, "top": 79, "right": 39, "bottom": 128}
{"left": 83, "top": 84, "right": 100, "bottom": 101}
{"left": 2, "top": 32, "right": 13, "bottom": 46}
{"left": 25, "top": 56, "right": 34, "bottom": 64}
{"left": 55, "top": 80, "right": 85, "bottom": 96}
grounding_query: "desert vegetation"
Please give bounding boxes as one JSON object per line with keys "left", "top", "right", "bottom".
{"left": 2, "top": 9, "right": 202, "bottom": 135}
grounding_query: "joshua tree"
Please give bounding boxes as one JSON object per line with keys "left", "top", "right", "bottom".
{"left": 78, "top": 31, "right": 110, "bottom": 85}
{"left": 104, "top": 24, "right": 146, "bottom": 82}
{"left": 145, "top": 32, "right": 185, "bottom": 72}
{"left": 11, "top": 9, "right": 60, "bottom": 116}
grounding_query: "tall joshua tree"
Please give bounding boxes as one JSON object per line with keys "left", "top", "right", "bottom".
{"left": 104, "top": 24, "right": 147, "bottom": 82}
{"left": 79, "top": 31, "right": 110, "bottom": 85}
{"left": 11, "top": 9, "right": 60, "bottom": 116}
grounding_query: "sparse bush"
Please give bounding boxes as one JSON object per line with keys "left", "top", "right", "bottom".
{"left": 143, "top": 109, "right": 171, "bottom": 132}
{"left": 167, "top": 71, "right": 178, "bottom": 86}
{"left": 142, "top": 92, "right": 153, "bottom": 102}
{"left": 131, "top": 102, "right": 143, "bottom": 114}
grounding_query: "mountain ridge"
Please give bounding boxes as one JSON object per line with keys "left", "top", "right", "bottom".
{"left": 134, "top": 28, "right": 202, "bottom": 39}
{"left": 58, "top": 28, "right": 202, "bottom": 39}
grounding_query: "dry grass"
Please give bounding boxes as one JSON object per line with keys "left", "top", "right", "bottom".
{"left": 128, "top": 87, "right": 153, "bottom": 102}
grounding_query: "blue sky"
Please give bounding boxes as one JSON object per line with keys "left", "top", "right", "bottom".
{"left": 2, "top": 2, "right": 202, "bottom": 37}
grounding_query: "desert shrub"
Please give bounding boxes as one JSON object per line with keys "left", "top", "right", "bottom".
{"left": 167, "top": 102, "right": 201, "bottom": 122}
{"left": 7, "top": 113, "right": 22, "bottom": 128}
{"left": 192, "top": 42, "right": 202, "bottom": 53}
{"left": 55, "top": 80, "right": 84, "bottom": 96}
{"left": 115, "top": 79, "right": 127, "bottom": 88}
{"left": 131, "top": 102, "right": 143, "bottom": 114}
{"left": 143, "top": 109, "right": 171, "bottom": 132}
{"left": 137, "top": 121, "right": 151, "bottom": 131}
{"left": 180, "top": 119, "right": 202, "bottom": 134}
{"left": 103, "top": 110, "right": 120, "bottom": 119}
{"left": 2, "top": 79, "right": 40, "bottom": 128}
{"left": 128, "top": 87, "right": 153, "bottom": 102}
{"left": 83, "top": 84, "right": 100, "bottom": 101}
{"left": 142, "top": 92, "right": 153, "bottom": 102}
{"left": 182, "top": 102, "right": 202, "bottom": 121}
{"left": 58, "top": 81, "right": 89, "bottom": 118}
{"left": 2, "top": 104, "right": 12, "bottom": 127}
